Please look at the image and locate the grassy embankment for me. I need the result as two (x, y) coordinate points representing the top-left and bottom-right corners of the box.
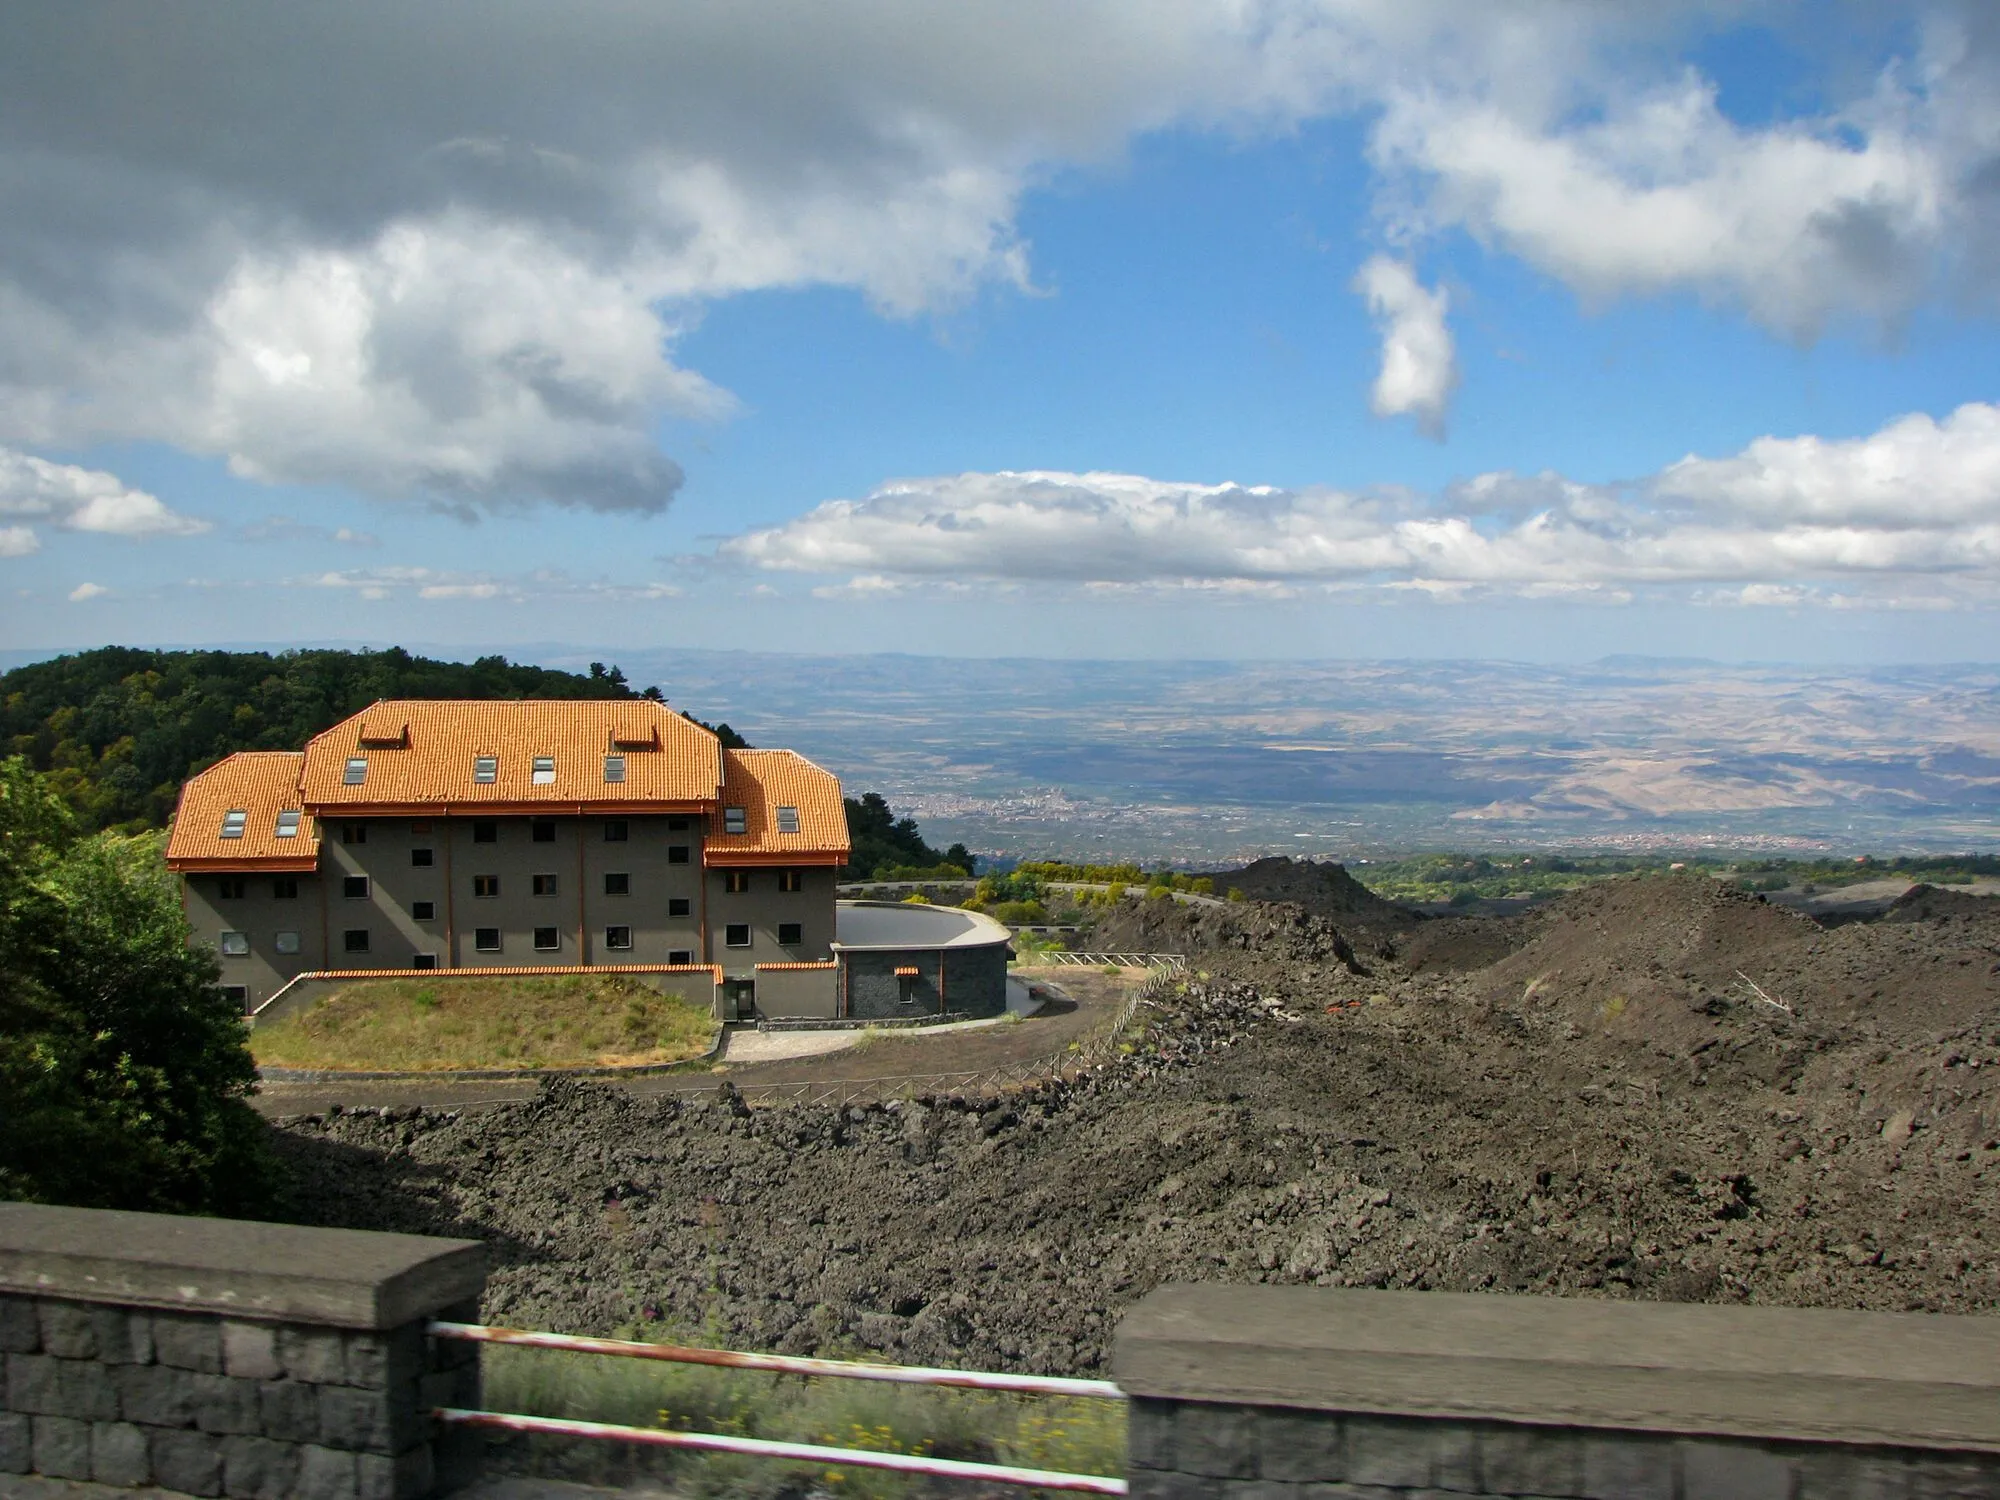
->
(250, 975), (714, 1072)
(482, 1340), (1124, 1499)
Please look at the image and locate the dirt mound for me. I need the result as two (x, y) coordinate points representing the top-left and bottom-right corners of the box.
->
(1201, 857), (1414, 925)
(276, 881), (2000, 1378)
(1088, 897), (1370, 975)
(1888, 884), (2000, 925)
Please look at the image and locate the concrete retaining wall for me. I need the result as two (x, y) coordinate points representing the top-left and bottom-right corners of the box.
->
(1114, 1284), (2000, 1500)
(0, 1203), (486, 1498)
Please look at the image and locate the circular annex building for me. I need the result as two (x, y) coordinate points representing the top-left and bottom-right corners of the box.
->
(751, 900), (1014, 1022)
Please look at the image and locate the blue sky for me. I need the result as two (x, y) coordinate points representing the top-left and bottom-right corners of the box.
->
(2, 3), (1998, 662)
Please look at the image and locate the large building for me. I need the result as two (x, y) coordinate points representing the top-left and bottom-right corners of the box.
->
(165, 700), (849, 1017)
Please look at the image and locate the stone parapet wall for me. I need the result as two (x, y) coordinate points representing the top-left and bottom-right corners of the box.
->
(0, 1205), (485, 1499)
(1115, 1285), (2000, 1500)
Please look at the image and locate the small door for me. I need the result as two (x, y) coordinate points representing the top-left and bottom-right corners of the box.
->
(722, 979), (757, 1021)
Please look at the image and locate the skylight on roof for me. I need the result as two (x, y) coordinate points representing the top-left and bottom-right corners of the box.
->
(724, 805), (747, 835)
(776, 805), (800, 834)
(473, 756), (498, 784)
(220, 809), (248, 839)
(275, 810), (301, 838)
(343, 757), (368, 785)
(603, 755), (626, 783)
(532, 756), (556, 785)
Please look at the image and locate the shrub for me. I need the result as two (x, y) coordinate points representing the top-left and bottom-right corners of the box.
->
(1226, 887), (1246, 902)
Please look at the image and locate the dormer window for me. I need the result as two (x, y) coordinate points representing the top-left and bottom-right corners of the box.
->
(776, 805), (800, 834)
(603, 755), (626, 783)
(724, 805), (747, 835)
(532, 756), (556, 785)
(343, 757), (368, 785)
(220, 809), (248, 839)
(473, 756), (498, 784)
(274, 810), (301, 838)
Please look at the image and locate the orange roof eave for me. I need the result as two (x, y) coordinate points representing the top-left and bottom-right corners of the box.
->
(297, 799), (716, 818)
(167, 855), (322, 874)
(704, 849), (849, 868)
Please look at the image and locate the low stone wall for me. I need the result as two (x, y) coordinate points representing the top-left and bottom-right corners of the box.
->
(1114, 1284), (2000, 1500)
(0, 1203), (485, 1498)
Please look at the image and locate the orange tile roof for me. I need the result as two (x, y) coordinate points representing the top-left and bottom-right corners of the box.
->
(297, 700), (721, 812)
(165, 752), (321, 871)
(754, 961), (839, 971)
(706, 749), (850, 866)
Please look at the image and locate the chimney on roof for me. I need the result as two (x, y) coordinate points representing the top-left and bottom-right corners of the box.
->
(357, 718), (410, 749)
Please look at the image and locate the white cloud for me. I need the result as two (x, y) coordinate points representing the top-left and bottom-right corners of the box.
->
(299, 564), (682, 603)
(1352, 256), (1457, 436)
(719, 400), (2000, 606)
(0, 6), (1993, 499)
(0, 446), (207, 545)
(67, 582), (107, 601)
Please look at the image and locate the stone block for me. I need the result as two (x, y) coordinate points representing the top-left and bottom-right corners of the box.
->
(1129, 1472), (1224, 1500)
(1127, 1399), (1179, 1471)
(193, 1373), (265, 1435)
(1480, 1423), (1585, 1496)
(93, 1306), (152, 1365)
(7, 1352), (118, 1420)
(344, 1324), (423, 1391)
(222, 1321), (282, 1381)
(357, 1446), (432, 1500)
(151, 1427), (223, 1497)
(1907, 1456), (2000, 1499)
(1257, 1409), (1347, 1484)
(32, 1414), (93, 1480)
(1219, 1482), (1304, 1500)
(222, 1433), (301, 1500)
(0, 1412), (30, 1473)
(0, 1298), (39, 1355)
(1345, 1416), (1473, 1490)
(92, 1419), (153, 1487)
(116, 1363), (196, 1427)
(298, 1442), (359, 1500)
(1581, 1433), (1677, 1500)
(36, 1301), (97, 1359)
(1682, 1438), (1797, 1500)
(318, 1384), (393, 1453)
(154, 1312), (224, 1373)
(258, 1379), (320, 1444)
(279, 1326), (350, 1386)
(1795, 1449), (1912, 1500)
(1175, 1404), (1262, 1479)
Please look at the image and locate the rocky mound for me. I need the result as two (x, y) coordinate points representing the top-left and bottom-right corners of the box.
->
(1200, 857), (1414, 926)
(1887, 883), (2000, 925)
(1088, 896), (1372, 975)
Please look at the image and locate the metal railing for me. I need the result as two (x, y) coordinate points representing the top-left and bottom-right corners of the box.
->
(1028, 951), (1187, 971)
(430, 1321), (1127, 1495)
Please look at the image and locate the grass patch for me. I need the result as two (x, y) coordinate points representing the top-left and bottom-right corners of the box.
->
(251, 974), (714, 1072)
(481, 1341), (1126, 1498)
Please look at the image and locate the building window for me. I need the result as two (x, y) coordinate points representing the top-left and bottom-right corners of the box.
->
(343, 875), (370, 900)
(274, 931), (301, 955)
(474, 928), (501, 952)
(605, 925), (632, 951)
(473, 875), (500, 898)
(222, 985), (249, 1009)
(412, 901), (436, 922)
(667, 817), (688, 831)
(668, 897), (691, 917)
(217, 877), (247, 900)
(220, 808), (247, 839)
(473, 820), (497, 844)
(342, 822), (366, 845)
(533, 927), (560, 951)
(723, 806), (747, 835)
(219, 930), (250, 956)
(603, 755), (626, 783)
(724, 870), (750, 894)
(412, 953), (437, 970)
(343, 757), (368, 785)
(778, 922), (802, 946)
(532, 756), (556, 785)
(776, 805), (800, 834)
(412, 847), (435, 867)
(669, 949), (693, 966)
(603, 872), (630, 896)
(532, 873), (559, 897)
(724, 923), (750, 948)
(532, 819), (556, 843)
(473, 755), (498, 784)
(667, 844), (690, 865)
(273, 877), (299, 900)
(604, 819), (628, 842)
(778, 869), (803, 893)
(275, 809), (301, 839)
(343, 929), (370, 954)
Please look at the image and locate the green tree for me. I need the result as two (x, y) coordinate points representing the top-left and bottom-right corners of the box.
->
(0, 759), (278, 1215)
